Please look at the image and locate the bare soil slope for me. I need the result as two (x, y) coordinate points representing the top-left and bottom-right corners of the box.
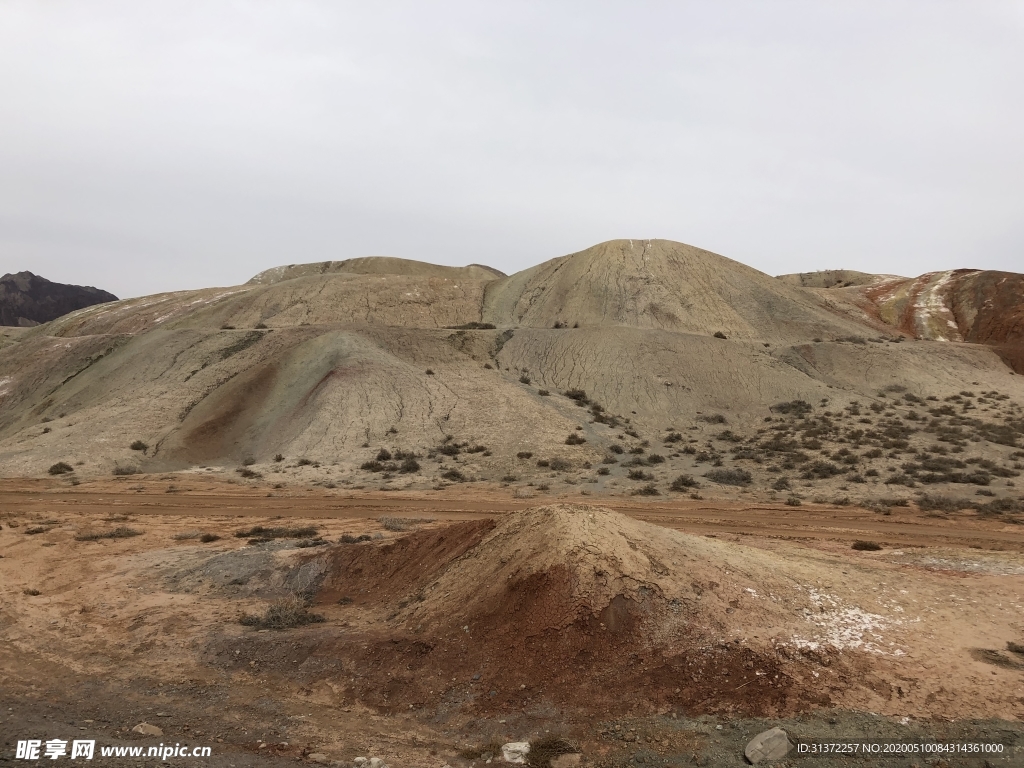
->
(1, 240), (1022, 488)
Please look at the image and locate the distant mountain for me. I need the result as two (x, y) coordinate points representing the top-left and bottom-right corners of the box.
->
(0, 271), (118, 327)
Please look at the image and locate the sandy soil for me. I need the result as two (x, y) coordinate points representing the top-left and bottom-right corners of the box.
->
(2, 483), (1023, 767)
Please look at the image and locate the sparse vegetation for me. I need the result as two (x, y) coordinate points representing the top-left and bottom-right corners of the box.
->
(48, 462), (73, 475)
(516, 451), (533, 459)
(75, 526), (143, 541)
(565, 433), (586, 445)
(852, 540), (882, 551)
(239, 597), (325, 630)
(704, 468), (752, 486)
(234, 525), (318, 541)
(632, 483), (660, 496)
(669, 474), (698, 491)
(129, 440), (148, 453)
(441, 469), (466, 482)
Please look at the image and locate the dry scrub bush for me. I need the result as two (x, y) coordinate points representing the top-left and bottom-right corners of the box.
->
(75, 526), (142, 541)
(239, 597), (325, 630)
(704, 468), (752, 486)
(852, 540), (882, 551)
(234, 525), (318, 541)
(48, 462), (73, 475)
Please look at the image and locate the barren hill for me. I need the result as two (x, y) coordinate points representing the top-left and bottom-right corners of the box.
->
(790, 269), (1024, 374)
(0, 240), (1022, 501)
(0, 271), (117, 327)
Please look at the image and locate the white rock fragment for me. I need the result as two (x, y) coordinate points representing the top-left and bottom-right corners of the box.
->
(501, 742), (530, 764)
(744, 727), (792, 764)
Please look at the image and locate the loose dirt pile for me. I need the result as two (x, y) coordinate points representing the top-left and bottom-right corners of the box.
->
(226, 504), (912, 718)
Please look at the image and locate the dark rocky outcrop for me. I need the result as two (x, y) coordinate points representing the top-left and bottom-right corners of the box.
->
(0, 271), (118, 326)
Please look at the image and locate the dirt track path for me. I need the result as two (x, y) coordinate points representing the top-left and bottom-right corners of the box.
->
(3, 480), (1022, 551)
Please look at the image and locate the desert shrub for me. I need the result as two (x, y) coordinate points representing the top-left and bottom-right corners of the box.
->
(425, 369), (435, 375)
(378, 516), (419, 532)
(538, 389), (550, 396)
(24, 526), (51, 535)
(646, 453), (666, 464)
(773, 400), (813, 416)
(376, 448), (392, 461)
(785, 496), (802, 506)
(172, 530), (201, 540)
(563, 389), (589, 403)
(48, 462), (73, 475)
(339, 534), (372, 544)
(628, 446), (645, 454)
(501, 474), (518, 483)
(129, 440), (148, 453)
(704, 468), (752, 486)
(296, 458), (314, 466)
(772, 476), (792, 491)
(437, 443), (461, 456)
(112, 464), (138, 476)
(75, 526), (142, 541)
(852, 540), (882, 551)
(234, 525), (318, 540)
(536, 459), (550, 467)
(664, 432), (683, 444)
(682, 445), (696, 455)
(979, 498), (1024, 515)
(519, 374), (531, 384)
(465, 444), (487, 454)
(360, 460), (384, 472)
(399, 457), (420, 473)
(274, 454), (284, 462)
(713, 331), (727, 339)
(597, 467), (610, 476)
(802, 460), (842, 479)
(608, 444), (624, 454)
(632, 483), (660, 496)
(516, 451), (533, 459)
(885, 473), (916, 487)
(670, 474), (699, 491)
(237, 468), (262, 479)
(549, 458), (572, 471)
(916, 494), (974, 512)
(199, 533), (221, 543)
(601, 456), (618, 464)
(447, 322), (496, 330)
(483, 363), (493, 369)
(441, 469), (466, 482)
(627, 469), (653, 481)
(697, 414), (727, 424)
(239, 597), (325, 630)
(565, 433), (586, 445)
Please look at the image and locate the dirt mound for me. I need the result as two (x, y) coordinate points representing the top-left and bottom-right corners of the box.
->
(247, 257), (504, 285)
(297, 505), (867, 717)
(483, 239), (872, 341)
(775, 269), (895, 289)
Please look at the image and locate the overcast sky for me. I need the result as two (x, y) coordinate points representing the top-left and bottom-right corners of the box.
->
(1, 2), (1022, 299)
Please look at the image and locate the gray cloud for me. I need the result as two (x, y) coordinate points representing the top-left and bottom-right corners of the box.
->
(1, 1), (1022, 297)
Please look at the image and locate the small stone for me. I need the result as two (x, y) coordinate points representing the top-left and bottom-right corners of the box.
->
(132, 723), (163, 736)
(501, 742), (530, 764)
(368, 759), (387, 768)
(550, 754), (582, 768)
(744, 727), (792, 764)
(307, 754), (327, 764)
